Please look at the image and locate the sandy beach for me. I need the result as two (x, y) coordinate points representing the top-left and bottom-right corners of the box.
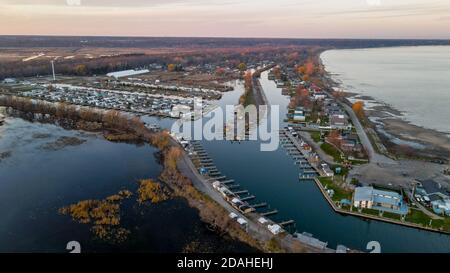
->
(363, 101), (450, 161)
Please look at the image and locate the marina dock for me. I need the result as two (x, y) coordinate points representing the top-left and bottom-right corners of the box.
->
(185, 139), (297, 235)
(279, 128), (324, 178)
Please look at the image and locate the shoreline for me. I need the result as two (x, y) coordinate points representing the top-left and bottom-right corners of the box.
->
(313, 177), (450, 236)
(0, 97), (329, 253)
(319, 50), (450, 162)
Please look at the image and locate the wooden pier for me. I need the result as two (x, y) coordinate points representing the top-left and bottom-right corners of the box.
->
(278, 220), (295, 227)
(241, 195), (256, 201)
(250, 202), (268, 208)
(186, 140), (291, 235)
(280, 128), (324, 177)
(261, 210), (278, 217)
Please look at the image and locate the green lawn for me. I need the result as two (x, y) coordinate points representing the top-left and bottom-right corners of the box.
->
(405, 209), (433, 227)
(361, 208), (380, 216)
(382, 211), (402, 221)
(310, 131), (321, 143)
(318, 177), (352, 202)
(361, 207), (450, 233)
(321, 143), (343, 163)
(404, 208), (450, 232)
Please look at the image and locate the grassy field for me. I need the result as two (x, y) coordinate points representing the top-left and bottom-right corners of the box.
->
(320, 142), (343, 163)
(318, 177), (352, 202)
(318, 178), (450, 233)
(405, 209), (450, 232)
(310, 131), (321, 143)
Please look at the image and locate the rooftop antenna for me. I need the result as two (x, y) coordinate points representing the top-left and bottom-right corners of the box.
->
(51, 60), (56, 81)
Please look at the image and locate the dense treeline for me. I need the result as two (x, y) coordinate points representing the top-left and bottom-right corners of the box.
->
(0, 46), (316, 79)
(239, 71), (254, 106)
(0, 95), (150, 138)
(0, 53), (147, 79)
(2, 36), (449, 49)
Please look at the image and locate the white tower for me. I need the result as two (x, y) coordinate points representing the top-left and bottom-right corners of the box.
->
(51, 60), (56, 81)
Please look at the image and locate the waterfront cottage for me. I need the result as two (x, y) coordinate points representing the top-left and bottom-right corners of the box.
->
(268, 224), (283, 235)
(320, 163), (334, 177)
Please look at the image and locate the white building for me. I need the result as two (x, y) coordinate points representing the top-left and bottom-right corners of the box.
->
(353, 187), (374, 208)
(321, 163), (334, 177)
(106, 69), (150, 79)
(2, 78), (16, 84)
(170, 105), (192, 118)
(268, 224), (283, 235)
(353, 186), (407, 215)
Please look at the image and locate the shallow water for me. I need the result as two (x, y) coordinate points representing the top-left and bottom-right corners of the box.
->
(0, 117), (253, 253)
(321, 46), (450, 136)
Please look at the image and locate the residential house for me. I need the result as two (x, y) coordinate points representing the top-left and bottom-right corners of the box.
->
(321, 163), (334, 177)
(293, 108), (306, 122)
(313, 92), (327, 101)
(330, 114), (350, 130)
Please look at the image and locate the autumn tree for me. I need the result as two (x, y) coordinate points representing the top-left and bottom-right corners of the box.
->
(352, 101), (365, 119)
(215, 67), (226, 76)
(74, 64), (87, 76)
(237, 63), (247, 72)
(293, 86), (312, 109)
(332, 89), (345, 100)
(165, 147), (182, 171)
(327, 130), (342, 148)
(239, 71), (254, 105)
(272, 66), (281, 79)
(167, 63), (177, 72)
(151, 131), (170, 150)
(297, 59), (316, 81)
(102, 110), (121, 127)
(137, 179), (170, 204)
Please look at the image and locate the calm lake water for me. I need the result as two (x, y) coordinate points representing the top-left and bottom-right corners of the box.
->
(0, 115), (253, 253)
(197, 72), (450, 253)
(321, 46), (450, 136)
(2, 73), (449, 253)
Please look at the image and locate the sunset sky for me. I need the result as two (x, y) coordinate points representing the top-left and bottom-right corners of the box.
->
(0, 0), (450, 38)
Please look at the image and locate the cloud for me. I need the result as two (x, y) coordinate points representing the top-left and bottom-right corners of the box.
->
(319, 1), (450, 18)
(0, 0), (449, 38)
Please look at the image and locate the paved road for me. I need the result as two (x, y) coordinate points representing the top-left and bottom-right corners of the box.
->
(340, 102), (396, 165)
(177, 152), (278, 243)
(177, 149), (331, 253)
(298, 131), (338, 166)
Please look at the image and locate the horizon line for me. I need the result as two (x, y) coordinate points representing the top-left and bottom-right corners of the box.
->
(1, 34), (450, 41)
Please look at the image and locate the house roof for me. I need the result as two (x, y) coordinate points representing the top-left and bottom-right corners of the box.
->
(354, 187), (403, 206)
(354, 187), (374, 202)
(373, 189), (402, 206)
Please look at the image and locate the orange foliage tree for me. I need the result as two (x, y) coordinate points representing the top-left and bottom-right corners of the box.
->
(352, 101), (365, 119)
(327, 130), (342, 148)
